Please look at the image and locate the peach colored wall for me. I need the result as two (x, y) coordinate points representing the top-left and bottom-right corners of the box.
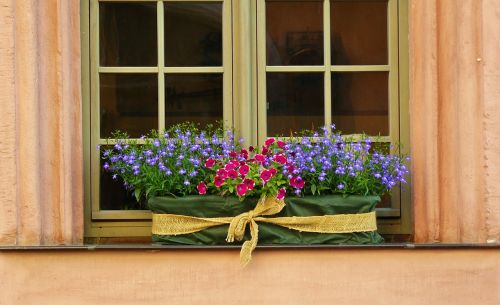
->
(483, 0), (500, 242)
(0, 0), (83, 245)
(1, 249), (499, 305)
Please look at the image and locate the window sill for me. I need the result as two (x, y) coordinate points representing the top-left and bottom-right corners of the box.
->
(1, 243), (499, 252)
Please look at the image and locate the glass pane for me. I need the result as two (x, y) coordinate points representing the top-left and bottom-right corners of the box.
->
(164, 2), (223, 66)
(100, 74), (158, 138)
(331, 1), (388, 65)
(332, 72), (388, 135)
(99, 3), (157, 66)
(267, 73), (324, 136)
(100, 147), (146, 210)
(266, 0), (323, 66)
(165, 74), (223, 128)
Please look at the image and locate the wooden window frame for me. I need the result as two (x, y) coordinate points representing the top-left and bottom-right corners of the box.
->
(81, 0), (410, 239)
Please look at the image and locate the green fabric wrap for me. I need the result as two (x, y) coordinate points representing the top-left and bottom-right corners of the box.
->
(148, 195), (384, 245)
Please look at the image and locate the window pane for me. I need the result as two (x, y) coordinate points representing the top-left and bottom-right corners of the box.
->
(267, 73), (324, 136)
(331, 1), (388, 65)
(165, 74), (223, 128)
(100, 147), (146, 210)
(332, 72), (388, 135)
(99, 2), (157, 66)
(164, 2), (223, 67)
(100, 74), (158, 138)
(266, 0), (323, 66)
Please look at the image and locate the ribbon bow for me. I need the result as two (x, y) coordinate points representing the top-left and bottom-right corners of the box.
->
(152, 197), (377, 266)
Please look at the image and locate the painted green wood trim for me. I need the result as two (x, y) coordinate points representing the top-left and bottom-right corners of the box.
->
(90, 0), (101, 216)
(323, 0), (332, 128)
(163, 67), (224, 73)
(98, 67), (159, 73)
(266, 66), (326, 72)
(92, 210), (152, 220)
(157, 2), (166, 131)
(222, 0), (233, 130)
(395, 0), (411, 235)
(82, 0), (92, 238)
(331, 65), (390, 72)
(256, 0), (267, 145)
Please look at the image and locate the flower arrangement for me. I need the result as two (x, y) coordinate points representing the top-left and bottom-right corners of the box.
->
(102, 124), (409, 202)
(102, 123), (410, 263)
(195, 126), (409, 202)
(101, 123), (239, 202)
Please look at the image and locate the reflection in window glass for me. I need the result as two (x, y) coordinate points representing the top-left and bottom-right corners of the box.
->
(100, 147), (147, 210)
(267, 73), (324, 136)
(331, 0), (388, 65)
(332, 72), (388, 135)
(165, 74), (223, 128)
(164, 2), (223, 66)
(99, 2), (157, 66)
(266, 0), (323, 66)
(100, 74), (158, 138)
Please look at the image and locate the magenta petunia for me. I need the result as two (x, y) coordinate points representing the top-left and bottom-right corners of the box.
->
(205, 158), (215, 168)
(197, 181), (207, 195)
(224, 162), (237, 171)
(276, 188), (286, 200)
(216, 168), (228, 179)
(265, 138), (275, 147)
(260, 170), (272, 182)
(236, 183), (248, 197)
(277, 140), (286, 149)
(214, 176), (225, 187)
(229, 151), (238, 158)
(269, 168), (277, 176)
(239, 164), (250, 176)
(273, 154), (287, 165)
(255, 154), (265, 163)
(228, 169), (238, 179)
(243, 178), (255, 190)
(290, 176), (305, 189)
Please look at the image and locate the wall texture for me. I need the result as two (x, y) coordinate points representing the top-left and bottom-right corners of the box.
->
(0, 0), (83, 245)
(410, 0), (500, 243)
(0, 0), (499, 244)
(0, 249), (499, 305)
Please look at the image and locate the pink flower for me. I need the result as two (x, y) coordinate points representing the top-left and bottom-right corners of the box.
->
(229, 151), (238, 158)
(260, 170), (272, 183)
(269, 168), (277, 176)
(290, 176), (305, 189)
(273, 154), (287, 165)
(214, 176), (225, 187)
(205, 158), (215, 168)
(236, 183), (248, 197)
(261, 146), (269, 155)
(255, 154), (265, 163)
(277, 140), (286, 149)
(224, 162), (236, 171)
(240, 149), (248, 159)
(265, 138), (275, 147)
(216, 168), (228, 179)
(243, 178), (255, 190)
(239, 164), (249, 176)
(249, 146), (255, 152)
(276, 188), (286, 200)
(228, 169), (238, 179)
(197, 182), (207, 195)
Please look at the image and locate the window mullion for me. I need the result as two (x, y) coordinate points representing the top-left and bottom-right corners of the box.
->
(157, 1), (165, 131)
(324, 0), (332, 128)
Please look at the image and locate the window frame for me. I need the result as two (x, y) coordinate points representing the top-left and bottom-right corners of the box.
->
(82, 0), (411, 239)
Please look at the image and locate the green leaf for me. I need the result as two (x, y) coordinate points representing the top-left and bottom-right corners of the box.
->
(311, 184), (317, 195)
(134, 188), (142, 202)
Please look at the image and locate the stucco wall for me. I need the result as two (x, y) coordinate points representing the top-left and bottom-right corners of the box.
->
(0, 249), (498, 305)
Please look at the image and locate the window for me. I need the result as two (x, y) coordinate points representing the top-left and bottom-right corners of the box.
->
(82, 0), (410, 239)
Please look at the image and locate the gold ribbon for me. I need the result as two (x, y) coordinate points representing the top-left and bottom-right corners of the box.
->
(152, 197), (377, 266)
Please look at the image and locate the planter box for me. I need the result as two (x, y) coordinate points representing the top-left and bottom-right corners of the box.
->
(148, 195), (384, 246)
